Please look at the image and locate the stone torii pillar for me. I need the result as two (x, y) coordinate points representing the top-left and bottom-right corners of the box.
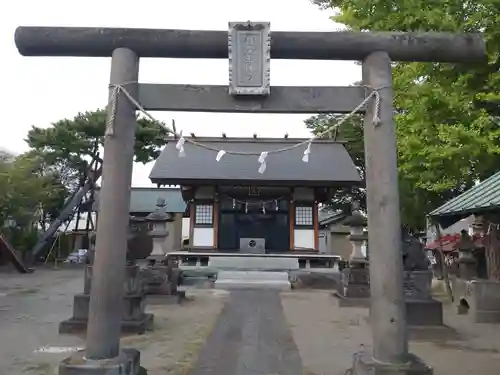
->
(14, 25), (485, 375)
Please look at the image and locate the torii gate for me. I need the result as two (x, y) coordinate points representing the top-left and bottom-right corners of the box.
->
(15, 24), (484, 375)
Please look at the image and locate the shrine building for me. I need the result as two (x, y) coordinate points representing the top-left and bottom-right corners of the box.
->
(149, 137), (360, 253)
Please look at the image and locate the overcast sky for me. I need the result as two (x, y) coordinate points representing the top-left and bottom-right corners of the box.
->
(1, 0), (360, 186)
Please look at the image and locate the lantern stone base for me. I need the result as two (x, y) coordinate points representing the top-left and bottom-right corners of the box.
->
(404, 271), (443, 326)
(140, 265), (184, 297)
(334, 264), (370, 307)
(352, 351), (433, 375)
(457, 258), (477, 280)
(59, 294), (154, 334)
(58, 348), (144, 375)
(60, 264), (153, 334)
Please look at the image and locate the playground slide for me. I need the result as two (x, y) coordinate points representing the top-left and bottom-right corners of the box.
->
(0, 233), (32, 273)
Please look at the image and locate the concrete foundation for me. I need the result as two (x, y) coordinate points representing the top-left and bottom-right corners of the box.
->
(353, 351), (433, 375)
(59, 348), (142, 375)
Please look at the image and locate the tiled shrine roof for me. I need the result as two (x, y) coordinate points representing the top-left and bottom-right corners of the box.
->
(149, 137), (360, 186)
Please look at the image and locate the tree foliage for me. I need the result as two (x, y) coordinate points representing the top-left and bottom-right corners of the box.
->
(308, 0), (500, 230)
(26, 109), (169, 169)
(1, 109), (169, 248)
(0, 153), (66, 229)
(305, 114), (366, 213)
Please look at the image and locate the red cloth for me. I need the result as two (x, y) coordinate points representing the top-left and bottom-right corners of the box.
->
(425, 233), (484, 252)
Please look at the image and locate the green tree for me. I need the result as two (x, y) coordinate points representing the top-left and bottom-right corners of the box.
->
(27, 109), (169, 169)
(308, 0), (500, 230)
(305, 113), (366, 213)
(24, 109), (169, 228)
(0, 153), (65, 230)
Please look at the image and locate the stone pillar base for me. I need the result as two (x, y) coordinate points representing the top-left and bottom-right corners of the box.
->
(59, 314), (154, 335)
(59, 294), (154, 334)
(353, 352), (433, 375)
(59, 348), (145, 375)
(332, 291), (370, 308)
(406, 299), (443, 326)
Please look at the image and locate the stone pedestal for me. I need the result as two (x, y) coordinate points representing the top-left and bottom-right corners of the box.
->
(353, 351), (433, 375)
(59, 265), (153, 334)
(455, 279), (500, 323)
(456, 230), (478, 280)
(333, 204), (370, 307)
(59, 348), (142, 375)
(334, 260), (370, 307)
(141, 265), (177, 295)
(457, 258), (477, 280)
(404, 270), (443, 326)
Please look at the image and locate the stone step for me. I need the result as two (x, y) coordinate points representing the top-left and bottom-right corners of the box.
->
(208, 256), (299, 270)
(214, 271), (291, 290)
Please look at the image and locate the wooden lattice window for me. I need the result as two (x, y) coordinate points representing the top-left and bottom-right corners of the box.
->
(195, 204), (213, 225)
(295, 206), (313, 227)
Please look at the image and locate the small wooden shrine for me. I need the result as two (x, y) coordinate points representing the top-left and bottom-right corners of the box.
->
(149, 136), (360, 253)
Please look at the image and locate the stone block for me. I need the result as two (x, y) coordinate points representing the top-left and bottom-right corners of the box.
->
(84, 265), (143, 295)
(208, 256), (299, 270)
(344, 283), (370, 298)
(406, 299), (443, 326)
(469, 280), (500, 323)
(59, 348), (142, 375)
(458, 259), (477, 280)
(332, 291), (371, 308)
(340, 267), (370, 298)
(403, 270), (432, 300)
(59, 313), (154, 335)
(453, 279), (500, 323)
(342, 267), (370, 285)
(353, 351), (433, 375)
(289, 270), (340, 289)
(71, 294), (146, 321)
(60, 294), (153, 334)
(214, 270), (291, 290)
(140, 266), (178, 295)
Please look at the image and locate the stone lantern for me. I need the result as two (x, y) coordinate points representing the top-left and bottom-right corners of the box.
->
(141, 197), (178, 295)
(335, 201), (370, 306)
(345, 202), (368, 263)
(146, 197), (173, 265)
(455, 229), (478, 280)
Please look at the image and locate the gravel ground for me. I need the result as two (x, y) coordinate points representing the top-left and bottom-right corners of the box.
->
(191, 289), (303, 375)
(281, 290), (500, 375)
(4, 267), (500, 375)
(0, 267), (226, 375)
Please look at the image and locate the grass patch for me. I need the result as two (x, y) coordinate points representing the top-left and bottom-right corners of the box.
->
(22, 362), (53, 374)
(160, 316), (218, 375)
(13, 287), (40, 295)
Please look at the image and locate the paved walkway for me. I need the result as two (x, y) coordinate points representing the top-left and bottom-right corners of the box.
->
(191, 289), (303, 375)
